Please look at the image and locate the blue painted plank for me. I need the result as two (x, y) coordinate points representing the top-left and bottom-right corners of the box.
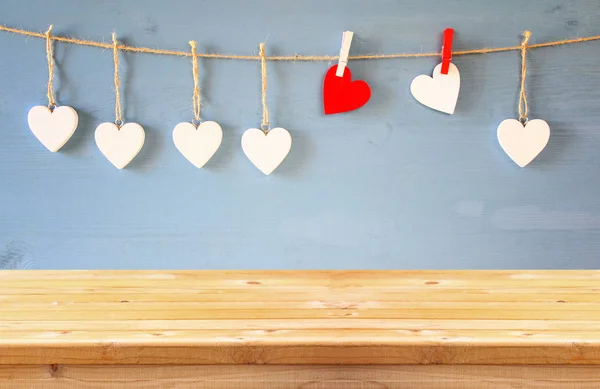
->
(0, 0), (599, 269)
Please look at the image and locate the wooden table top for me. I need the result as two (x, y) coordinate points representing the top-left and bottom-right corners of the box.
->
(1, 270), (600, 365)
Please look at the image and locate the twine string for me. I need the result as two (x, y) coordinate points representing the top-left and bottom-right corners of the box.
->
(1, 24), (598, 61)
(189, 41), (201, 125)
(15, 26), (596, 128)
(259, 43), (269, 132)
(519, 31), (532, 124)
(112, 32), (123, 126)
(45, 25), (56, 108)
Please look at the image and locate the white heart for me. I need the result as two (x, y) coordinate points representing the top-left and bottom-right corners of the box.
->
(497, 119), (550, 167)
(172, 121), (222, 168)
(95, 122), (145, 169)
(241, 127), (292, 175)
(27, 105), (78, 152)
(410, 63), (460, 114)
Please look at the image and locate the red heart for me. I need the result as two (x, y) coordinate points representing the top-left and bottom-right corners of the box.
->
(323, 65), (371, 114)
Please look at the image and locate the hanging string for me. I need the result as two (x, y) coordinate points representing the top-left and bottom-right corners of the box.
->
(112, 32), (123, 126)
(518, 31), (531, 124)
(259, 43), (269, 132)
(189, 41), (201, 125)
(45, 25), (56, 108)
(2, 24), (600, 61)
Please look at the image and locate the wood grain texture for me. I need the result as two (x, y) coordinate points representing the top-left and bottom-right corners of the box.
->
(2, 365), (600, 389)
(1, 270), (600, 365)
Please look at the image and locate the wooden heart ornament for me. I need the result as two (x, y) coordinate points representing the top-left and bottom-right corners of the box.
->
(410, 63), (460, 114)
(27, 105), (78, 152)
(323, 65), (371, 114)
(241, 127), (291, 175)
(173, 121), (222, 168)
(497, 119), (550, 167)
(95, 122), (145, 169)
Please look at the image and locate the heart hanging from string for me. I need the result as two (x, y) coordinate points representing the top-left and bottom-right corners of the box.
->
(241, 43), (292, 175)
(496, 31), (550, 167)
(410, 28), (460, 115)
(323, 66), (371, 114)
(410, 63), (460, 114)
(323, 31), (371, 115)
(172, 41), (222, 168)
(497, 119), (550, 167)
(95, 32), (145, 169)
(27, 25), (79, 152)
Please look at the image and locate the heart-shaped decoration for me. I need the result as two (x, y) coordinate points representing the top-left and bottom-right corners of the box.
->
(497, 119), (550, 167)
(323, 65), (371, 114)
(27, 105), (78, 152)
(241, 127), (292, 175)
(95, 122), (145, 169)
(173, 121), (222, 168)
(410, 63), (460, 114)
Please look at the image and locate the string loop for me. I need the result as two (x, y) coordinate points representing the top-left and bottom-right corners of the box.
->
(518, 30), (531, 124)
(259, 43), (269, 132)
(189, 40), (201, 125)
(112, 32), (123, 127)
(45, 25), (56, 109)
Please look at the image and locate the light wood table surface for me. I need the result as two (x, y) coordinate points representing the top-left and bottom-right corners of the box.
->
(1, 270), (599, 388)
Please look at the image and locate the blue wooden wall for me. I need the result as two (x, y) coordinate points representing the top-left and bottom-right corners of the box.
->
(1, 0), (599, 269)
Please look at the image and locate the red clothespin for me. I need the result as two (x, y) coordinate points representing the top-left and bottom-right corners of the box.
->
(441, 28), (454, 75)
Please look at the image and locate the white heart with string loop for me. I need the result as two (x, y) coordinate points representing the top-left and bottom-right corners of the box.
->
(173, 121), (223, 168)
(497, 118), (550, 167)
(95, 122), (145, 169)
(242, 127), (292, 175)
(28, 105), (78, 152)
(410, 63), (460, 114)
